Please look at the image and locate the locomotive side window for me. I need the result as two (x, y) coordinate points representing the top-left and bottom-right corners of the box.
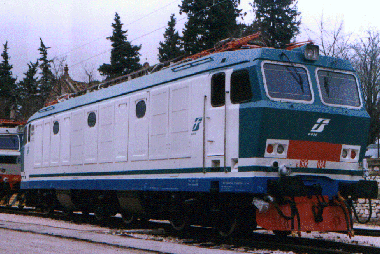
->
(0, 135), (20, 150)
(136, 100), (146, 118)
(28, 124), (31, 142)
(87, 112), (97, 127)
(317, 70), (361, 107)
(30, 124), (34, 141)
(231, 69), (253, 104)
(211, 72), (225, 107)
(23, 125), (28, 145)
(53, 121), (59, 134)
(263, 63), (312, 102)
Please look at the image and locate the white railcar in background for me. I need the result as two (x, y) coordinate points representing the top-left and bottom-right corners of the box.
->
(0, 120), (24, 194)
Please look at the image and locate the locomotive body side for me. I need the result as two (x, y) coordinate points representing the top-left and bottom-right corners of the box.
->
(21, 45), (378, 235)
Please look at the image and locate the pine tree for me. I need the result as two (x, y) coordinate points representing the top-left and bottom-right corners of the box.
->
(233, 23), (259, 37)
(19, 61), (39, 99)
(99, 13), (142, 80)
(252, 0), (301, 48)
(17, 61), (40, 119)
(38, 38), (55, 103)
(0, 41), (17, 118)
(158, 14), (183, 63)
(180, 0), (241, 55)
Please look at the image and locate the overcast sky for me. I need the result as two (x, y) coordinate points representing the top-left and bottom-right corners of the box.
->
(1, 0), (379, 83)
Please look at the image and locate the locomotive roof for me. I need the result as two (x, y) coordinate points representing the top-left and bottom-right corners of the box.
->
(28, 47), (356, 123)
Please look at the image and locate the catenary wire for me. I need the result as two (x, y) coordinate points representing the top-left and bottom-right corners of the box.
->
(55, 0), (180, 60)
(69, 0), (233, 68)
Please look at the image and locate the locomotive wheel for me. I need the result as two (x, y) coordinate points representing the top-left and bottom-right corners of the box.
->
(138, 215), (150, 225)
(216, 215), (238, 238)
(62, 209), (73, 218)
(41, 205), (54, 215)
(94, 207), (111, 221)
(239, 209), (257, 236)
(80, 209), (90, 220)
(121, 212), (136, 225)
(169, 210), (189, 232)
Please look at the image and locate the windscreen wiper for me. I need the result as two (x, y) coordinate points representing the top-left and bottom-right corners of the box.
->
(280, 52), (304, 92)
(324, 76), (330, 97)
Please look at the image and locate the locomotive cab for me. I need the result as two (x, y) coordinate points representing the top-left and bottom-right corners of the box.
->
(240, 44), (379, 234)
(0, 120), (24, 199)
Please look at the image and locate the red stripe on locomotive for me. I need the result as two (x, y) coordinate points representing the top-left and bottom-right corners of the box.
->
(287, 140), (342, 162)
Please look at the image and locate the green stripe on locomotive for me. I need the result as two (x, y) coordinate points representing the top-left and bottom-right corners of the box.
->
(239, 104), (370, 159)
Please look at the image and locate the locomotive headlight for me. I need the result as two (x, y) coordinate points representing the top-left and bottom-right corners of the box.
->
(264, 139), (289, 158)
(266, 144), (274, 154)
(342, 149), (348, 158)
(304, 44), (319, 61)
(277, 144), (285, 154)
(340, 145), (361, 162)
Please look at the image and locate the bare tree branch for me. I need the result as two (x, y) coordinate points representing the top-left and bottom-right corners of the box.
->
(305, 14), (352, 59)
(82, 63), (96, 84)
(351, 29), (380, 144)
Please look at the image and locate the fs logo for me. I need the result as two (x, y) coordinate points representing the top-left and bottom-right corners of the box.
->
(310, 118), (330, 133)
(192, 117), (203, 132)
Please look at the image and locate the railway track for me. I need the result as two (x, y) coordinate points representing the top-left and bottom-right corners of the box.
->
(353, 227), (380, 237)
(0, 206), (379, 254)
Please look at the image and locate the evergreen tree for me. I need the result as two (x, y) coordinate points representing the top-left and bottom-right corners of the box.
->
(251, 0), (301, 48)
(0, 41), (17, 118)
(232, 22), (259, 38)
(180, 0), (241, 55)
(17, 61), (40, 119)
(19, 61), (39, 99)
(158, 14), (183, 63)
(38, 38), (55, 103)
(99, 13), (142, 79)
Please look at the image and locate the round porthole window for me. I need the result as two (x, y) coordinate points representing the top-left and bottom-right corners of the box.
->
(136, 100), (146, 118)
(88, 112), (96, 127)
(53, 121), (59, 135)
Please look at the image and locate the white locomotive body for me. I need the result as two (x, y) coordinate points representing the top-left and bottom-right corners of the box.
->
(21, 42), (378, 235)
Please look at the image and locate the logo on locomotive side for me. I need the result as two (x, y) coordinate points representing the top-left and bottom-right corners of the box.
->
(192, 117), (203, 132)
(310, 118), (330, 133)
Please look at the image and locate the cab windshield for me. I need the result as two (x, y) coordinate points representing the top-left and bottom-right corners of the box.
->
(0, 135), (20, 150)
(317, 70), (361, 107)
(263, 63), (312, 102)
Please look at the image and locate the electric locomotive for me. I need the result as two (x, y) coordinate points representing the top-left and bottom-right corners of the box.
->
(0, 119), (24, 202)
(21, 34), (378, 236)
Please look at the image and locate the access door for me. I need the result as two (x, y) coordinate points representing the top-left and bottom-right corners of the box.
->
(129, 92), (150, 161)
(205, 72), (228, 170)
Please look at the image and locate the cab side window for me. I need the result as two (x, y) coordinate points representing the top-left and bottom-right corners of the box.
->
(211, 72), (225, 107)
(231, 69), (253, 104)
(23, 125), (28, 145)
